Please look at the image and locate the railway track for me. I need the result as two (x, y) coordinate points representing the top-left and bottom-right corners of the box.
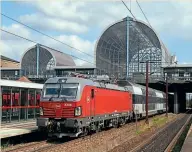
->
(2, 121), (137, 152)
(130, 110), (192, 152)
(2, 113), (182, 152)
(165, 110), (192, 152)
(30, 123), (137, 152)
(2, 141), (49, 152)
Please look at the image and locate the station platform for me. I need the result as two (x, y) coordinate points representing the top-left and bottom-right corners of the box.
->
(0, 120), (38, 139)
(181, 124), (192, 152)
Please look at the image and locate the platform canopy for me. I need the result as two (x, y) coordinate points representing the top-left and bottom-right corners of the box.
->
(95, 16), (173, 79)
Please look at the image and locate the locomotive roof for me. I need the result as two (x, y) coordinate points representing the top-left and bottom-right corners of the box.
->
(128, 81), (164, 93)
(117, 80), (165, 97)
(45, 77), (126, 91)
(45, 77), (165, 97)
(45, 77), (94, 85)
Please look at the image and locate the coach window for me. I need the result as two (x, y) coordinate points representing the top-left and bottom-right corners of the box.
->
(20, 88), (28, 121)
(28, 89), (35, 119)
(1, 86), (11, 123)
(35, 90), (41, 117)
(11, 87), (20, 122)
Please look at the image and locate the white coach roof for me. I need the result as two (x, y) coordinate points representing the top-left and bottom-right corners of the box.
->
(0, 79), (43, 89)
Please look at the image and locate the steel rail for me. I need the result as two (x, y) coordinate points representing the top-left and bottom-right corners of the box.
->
(2, 141), (49, 152)
(130, 110), (192, 152)
(165, 112), (192, 152)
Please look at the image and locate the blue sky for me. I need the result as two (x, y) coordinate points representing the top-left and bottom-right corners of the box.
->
(1, 0), (192, 65)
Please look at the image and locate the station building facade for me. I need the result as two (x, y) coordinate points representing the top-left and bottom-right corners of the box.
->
(1, 55), (21, 79)
(54, 65), (96, 77)
(163, 64), (192, 80)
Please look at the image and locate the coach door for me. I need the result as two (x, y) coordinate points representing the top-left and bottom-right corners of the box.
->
(90, 88), (95, 118)
(86, 87), (95, 117)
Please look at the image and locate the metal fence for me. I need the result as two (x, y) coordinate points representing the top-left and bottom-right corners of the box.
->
(138, 114), (191, 152)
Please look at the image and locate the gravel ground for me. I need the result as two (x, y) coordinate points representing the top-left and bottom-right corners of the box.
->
(41, 113), (179, 152)
(1, 113), (179, 152)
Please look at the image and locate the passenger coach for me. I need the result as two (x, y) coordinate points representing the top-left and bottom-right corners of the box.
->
(1, 79), (43, 123)
(117, 80), (166, 118)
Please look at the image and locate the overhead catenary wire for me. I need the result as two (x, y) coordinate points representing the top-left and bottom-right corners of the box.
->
(1, 29), (95, 65)
(121, 0), (169, 63)
(135, 0), (171, 64)
(135, 0), (153, 29)
(1, 13), (124, 74)
(121, 0), (136, 19)
(2, 7), (170, 78)
(1, 13), (94, 58)
(1, 29), (130, 77)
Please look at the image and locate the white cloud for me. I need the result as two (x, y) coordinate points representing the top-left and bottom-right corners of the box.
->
(19, 1), (127, 32)
(1, 24), (31, 40)
(19, 13), (88, 33)
(32, 1), (89, 22)
(180, 62), (192, 65)
(0, 24), (34, 61)
(40, 35), (96, 66)
(129, 1), (192, 39)
(19, 0), (192, 40)
(74, 59), (94, 66)
(3, 0), (192, 65)
(55, 35), (96, 54)
(1, 23), (96, 66)
(0, 40), (34, 61)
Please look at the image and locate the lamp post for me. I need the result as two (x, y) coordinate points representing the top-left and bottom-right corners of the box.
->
(139, 60), (149, 124)
(164, 61), (177, 117)
(166, 76), (168, 117)
(140, 60), (160, 125)
(145, 60), (149, 124)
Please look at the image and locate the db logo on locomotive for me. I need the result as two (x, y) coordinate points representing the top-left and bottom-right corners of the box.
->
(87, 96), (90, 103)
(55, 104), (61, 109)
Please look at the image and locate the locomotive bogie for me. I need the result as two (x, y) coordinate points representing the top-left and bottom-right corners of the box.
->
(37, 111), (133, 137)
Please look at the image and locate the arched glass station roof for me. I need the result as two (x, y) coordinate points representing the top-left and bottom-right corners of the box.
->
(21, 44), (75, 76)
(95, 16), (172, 79)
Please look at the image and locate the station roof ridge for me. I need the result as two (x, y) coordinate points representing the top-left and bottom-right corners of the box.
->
(1, 55), (20, 63)
(17, 76), (32, 83)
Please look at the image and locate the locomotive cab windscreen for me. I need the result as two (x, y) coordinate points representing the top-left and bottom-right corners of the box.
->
(42, 83), (79, 101)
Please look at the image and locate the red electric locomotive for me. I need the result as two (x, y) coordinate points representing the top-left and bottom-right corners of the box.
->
(37, 77), (133, 138)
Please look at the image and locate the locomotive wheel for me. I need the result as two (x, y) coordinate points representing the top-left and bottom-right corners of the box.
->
(113, 119), (119, 128)
(80, 127), (89, 137)
(120, 118), (126, 126)
(95, 125), (102, 133)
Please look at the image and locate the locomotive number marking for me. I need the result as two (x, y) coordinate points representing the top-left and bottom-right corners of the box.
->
(64, 103), (72, 106)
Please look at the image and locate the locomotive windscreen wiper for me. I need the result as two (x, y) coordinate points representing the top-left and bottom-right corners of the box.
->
(61, 96), (68, 101)
(49, 96), (54, 101)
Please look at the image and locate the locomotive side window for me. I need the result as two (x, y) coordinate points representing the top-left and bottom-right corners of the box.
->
(91, 89), (94, 98)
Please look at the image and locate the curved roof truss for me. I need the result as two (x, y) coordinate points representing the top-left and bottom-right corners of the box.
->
(95, 16), (172, 78)
(21, 44), (75, 76)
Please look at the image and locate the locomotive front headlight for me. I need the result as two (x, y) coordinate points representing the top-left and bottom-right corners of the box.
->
(75, 107), (82, 116)
(40, 107), (43, 116)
